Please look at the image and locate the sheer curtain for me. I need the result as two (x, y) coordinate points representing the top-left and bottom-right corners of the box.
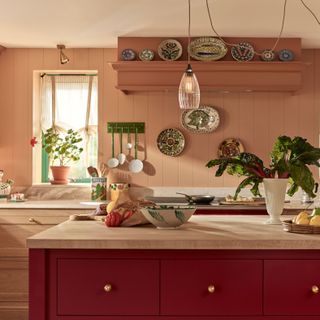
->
(40, 74), (98, 180)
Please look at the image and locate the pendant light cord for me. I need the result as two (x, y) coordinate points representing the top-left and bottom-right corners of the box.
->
(300, 0), (320, 25)
(205, 0), (288, 57)
(187, 0), (191, 66)
(206, 0), (320, 57)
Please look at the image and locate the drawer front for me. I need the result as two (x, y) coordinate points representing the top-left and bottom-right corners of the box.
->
(264, 260), (320, 315)
(57, 259), (159, 315)
(161, 260), (262, 315)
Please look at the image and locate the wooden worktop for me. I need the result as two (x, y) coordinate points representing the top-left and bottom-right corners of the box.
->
(27, 215), (320, 250)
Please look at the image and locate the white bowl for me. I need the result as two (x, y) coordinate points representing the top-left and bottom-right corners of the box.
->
(140, 205), (196, 229)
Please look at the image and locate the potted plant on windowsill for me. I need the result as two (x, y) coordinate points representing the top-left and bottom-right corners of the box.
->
(206, 136), (320, 224)
(42, 127), (83, 185)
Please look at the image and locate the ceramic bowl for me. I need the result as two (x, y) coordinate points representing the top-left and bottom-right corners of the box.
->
(140, 205), (196, 229)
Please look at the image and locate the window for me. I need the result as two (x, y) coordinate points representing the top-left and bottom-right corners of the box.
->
(37, 73), (98, 182)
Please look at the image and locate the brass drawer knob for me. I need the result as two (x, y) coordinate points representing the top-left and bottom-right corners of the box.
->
(208, 285), (215, 293)
(28, 217), (40, 224)
(104, 284), (112, 292)
(312, 285), (319, 294)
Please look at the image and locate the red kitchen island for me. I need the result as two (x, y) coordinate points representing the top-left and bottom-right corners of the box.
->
(27, 215), (320, 320)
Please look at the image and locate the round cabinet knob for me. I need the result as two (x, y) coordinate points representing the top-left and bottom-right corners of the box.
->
(208, 285), (215, 293)
(28, 217), (36, 223)
(312, 285), (319, 294)
(104, 284), (112, 292)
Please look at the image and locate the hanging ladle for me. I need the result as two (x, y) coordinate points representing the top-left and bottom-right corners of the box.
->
(126, 127), (133, 150)
(117, 127), (126, 165)
(107, 127), (119, 168)
(129, 128), (143, 173)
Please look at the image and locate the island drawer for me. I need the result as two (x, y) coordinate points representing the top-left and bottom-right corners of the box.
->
(57, 258), (159, 316)
(264, 260), (320, 315)
(160, 259), (263, 315)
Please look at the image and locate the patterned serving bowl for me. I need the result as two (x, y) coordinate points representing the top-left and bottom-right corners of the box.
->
(140, 205), (196, 229)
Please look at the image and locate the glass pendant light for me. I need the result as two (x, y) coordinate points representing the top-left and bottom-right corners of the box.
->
(178, 0), (200, 110)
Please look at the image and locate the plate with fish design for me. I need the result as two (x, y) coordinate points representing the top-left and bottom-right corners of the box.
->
(181, 106), (220, 133)
(157, 128), (185, 156)
(188, 37), (228, 61)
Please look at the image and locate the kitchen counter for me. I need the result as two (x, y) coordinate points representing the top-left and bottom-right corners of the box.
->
(0, 198), (313, 211)
(0, 199), (106, 209)
(27, 215), (320, 250)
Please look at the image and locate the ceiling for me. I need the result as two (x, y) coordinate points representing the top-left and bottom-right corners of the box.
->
(1, 0), (320, 48)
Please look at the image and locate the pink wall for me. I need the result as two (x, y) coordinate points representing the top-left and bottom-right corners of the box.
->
(0, 48), (319, 188)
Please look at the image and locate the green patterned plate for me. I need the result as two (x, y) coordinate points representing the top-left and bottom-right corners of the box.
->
(181, 105), (220, 133)
(157, 128), (185, 157)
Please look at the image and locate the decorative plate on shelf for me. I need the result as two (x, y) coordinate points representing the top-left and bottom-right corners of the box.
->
(218, 138), (244, 158)
(139, 49), (155, 61)
(121, 49), (136, 61)
(278, 49), (294, 61)
(157, 128), (185, 156)
(188, 37), (228, 61)
(158, 39), (183, 61)
(181, 105), (220, 133)
(260, 49), (275, 62)
(231, 42), (255, 61)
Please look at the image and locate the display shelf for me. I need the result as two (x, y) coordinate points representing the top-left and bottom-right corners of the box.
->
(111, 60), (305, 94)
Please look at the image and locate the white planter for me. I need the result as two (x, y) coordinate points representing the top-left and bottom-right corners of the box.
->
(263, 178), (288, 225)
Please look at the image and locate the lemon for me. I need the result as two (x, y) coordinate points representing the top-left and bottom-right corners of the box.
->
(310, 215), (320, 226)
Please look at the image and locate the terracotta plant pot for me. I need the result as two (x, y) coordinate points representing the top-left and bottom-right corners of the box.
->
(50, 166), (70, 185)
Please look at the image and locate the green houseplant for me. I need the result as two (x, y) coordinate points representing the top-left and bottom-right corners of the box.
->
(42, 127), (83, 184)
(206, 136), (320, 199)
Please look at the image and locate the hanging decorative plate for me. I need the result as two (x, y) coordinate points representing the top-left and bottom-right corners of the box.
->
(188, 37), (228, 61)
(260, 49), (275, 62)
(157, 128), (185, 156)
(121, 49), (136, 61)
(139, 49), (155, 61)
(278, 49), (294, 61)
(158, 39), (183, 61)
(181, 105), (220, 133)
(231, 42), (255, 62)
(218, 138), (244, 158)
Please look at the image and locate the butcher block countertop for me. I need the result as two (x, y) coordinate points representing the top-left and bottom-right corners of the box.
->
(27, 215), (320, 250)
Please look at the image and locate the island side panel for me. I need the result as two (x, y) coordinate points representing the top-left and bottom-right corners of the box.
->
(29, 249), (46, 320)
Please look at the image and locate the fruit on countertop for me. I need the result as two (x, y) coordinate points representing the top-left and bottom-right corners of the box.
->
(293, 211), (310, 225)
(310, 215), (320, 226)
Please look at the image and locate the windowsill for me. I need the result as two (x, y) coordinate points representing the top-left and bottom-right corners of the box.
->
(32, 183), (90, 188)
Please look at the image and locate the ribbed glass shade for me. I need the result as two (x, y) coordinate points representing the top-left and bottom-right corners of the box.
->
(178, 65), (200, 110)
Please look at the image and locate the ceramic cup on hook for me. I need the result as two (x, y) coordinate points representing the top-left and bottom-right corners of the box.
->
(117, 127), (126, 165)
(107, 128), (119, 168)
(129, 128), (143, 173)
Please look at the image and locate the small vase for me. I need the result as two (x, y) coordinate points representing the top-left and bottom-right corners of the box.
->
(263, 178), (288, 225)
(50, 166), (70, 185)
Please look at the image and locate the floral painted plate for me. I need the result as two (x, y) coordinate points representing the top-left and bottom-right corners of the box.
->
(188, 37), (228, 61)
(231, 42), (255, 61)
(121, 49), (136, 61)
(181, 105), (220, 133)
(218, 138), (244, 158)
(158, 39), (183, 61)
(139, 48), (155, 61)
(157, 128), (185, 156)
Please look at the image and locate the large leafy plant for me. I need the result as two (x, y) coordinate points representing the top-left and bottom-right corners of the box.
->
(43, 127), (83, 166)
(206, 136), (320, 199)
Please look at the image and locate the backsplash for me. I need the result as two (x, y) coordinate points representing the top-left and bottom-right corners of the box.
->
(0, 48), (319, 188)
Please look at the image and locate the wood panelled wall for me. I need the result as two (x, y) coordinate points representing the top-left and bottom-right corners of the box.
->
(0, 48), (319, 188)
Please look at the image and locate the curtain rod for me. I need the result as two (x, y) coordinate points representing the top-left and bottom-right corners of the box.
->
(40, 73), (97, 78)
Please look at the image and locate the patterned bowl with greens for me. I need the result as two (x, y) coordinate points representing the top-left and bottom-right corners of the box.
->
(140, 205), (196, 229)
